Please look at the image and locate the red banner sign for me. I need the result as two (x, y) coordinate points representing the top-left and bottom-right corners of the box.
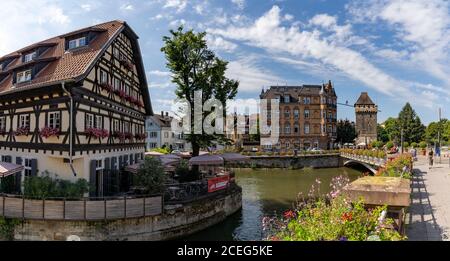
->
(208, 175), (230, 193)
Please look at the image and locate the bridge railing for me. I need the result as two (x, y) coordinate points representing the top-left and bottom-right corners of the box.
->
(340, 152), (387, 166)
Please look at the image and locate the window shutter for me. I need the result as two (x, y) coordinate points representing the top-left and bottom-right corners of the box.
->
(30, 159), (38, 176)
(5, 155), (12, 163)
(124, 155), (129, 166)
(130, 154), (134, 165)
(89, 160), (97, 197)
(15, 157), (23, 192)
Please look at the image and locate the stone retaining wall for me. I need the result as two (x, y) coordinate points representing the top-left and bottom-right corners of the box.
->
(230, 154), (342, 169)
(7, 187), (242, 241)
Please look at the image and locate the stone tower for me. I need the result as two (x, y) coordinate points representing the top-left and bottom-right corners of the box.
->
(354, 92), (378, 146)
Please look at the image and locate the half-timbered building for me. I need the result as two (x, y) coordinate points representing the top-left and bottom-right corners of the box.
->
(0, 20), (153, 196)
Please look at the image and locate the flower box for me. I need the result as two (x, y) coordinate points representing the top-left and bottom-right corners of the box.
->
(99, 83), (113, 92)
(40, 127), (60, 139)
(120, 59), (134, 71)
(15, 126), (30, 136)
(86, 128), (109, 139)
(124, 132), (133, 141)
(134, 133), (147, 140)
(112, 131), (126, 142)
(0, 129), (7, 136)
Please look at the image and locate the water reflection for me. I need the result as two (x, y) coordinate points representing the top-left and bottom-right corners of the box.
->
(185, 167), (362, 241)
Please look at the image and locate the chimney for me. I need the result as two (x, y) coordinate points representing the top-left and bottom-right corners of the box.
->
(161, 111), (164, 117)
(166, 112), (169, 117)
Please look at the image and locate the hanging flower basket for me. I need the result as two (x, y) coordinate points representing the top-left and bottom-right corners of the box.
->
(14, 126), (30, 137)
(86, 128), (109, 139)
(39, 127), (60, 139)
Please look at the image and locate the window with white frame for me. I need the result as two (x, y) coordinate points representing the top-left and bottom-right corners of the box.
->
(96, 159), (103, 170)
(86, 113), (94, 129)
(150, 132), (157, 138)
(304, 123), (310, 134)
(95, 115), (102, 129)
(24, 158), (33, 177)
(48, 112), (60, 129)
(0, 117), (6, 131)
(19, 114), (30, 128)
(149, 143), (157, 149)
(24, 52), (36, 63)
(284, 124), (291, 134)
(113, 119), (120, 132)
(69, 37), (87, 49)
(124, 122), (130, 133)
(304, 109), (310, 119)
(17, 70), (32, 83)
(114, 77), (121, 90)
(100, 70), (108, 84)
(164, 132), (169, 138)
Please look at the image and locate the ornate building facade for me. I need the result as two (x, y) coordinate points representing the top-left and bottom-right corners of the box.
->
(354, 92), (378, 146)
(260, 81), (338, 151)
(0, 21), (153, 196)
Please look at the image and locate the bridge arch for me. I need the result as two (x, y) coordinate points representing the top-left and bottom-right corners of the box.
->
(343, 160), (378, 175)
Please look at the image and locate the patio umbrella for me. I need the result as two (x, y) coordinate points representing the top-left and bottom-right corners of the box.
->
(220, 153), (250, 163)
(0, 162), (25, 178)
(145, 151), (165, 157)
(124, 162), (143, 174)
(189, 154), (224, 166)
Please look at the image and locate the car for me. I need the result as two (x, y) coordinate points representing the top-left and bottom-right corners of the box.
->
(171, 150), (182, 155)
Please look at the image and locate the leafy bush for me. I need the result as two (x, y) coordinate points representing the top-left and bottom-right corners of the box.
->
(376, 154), (413, 179)
(403, 142), (409, 148)
(386, 142), (394, 150)
(24, 172), (90, 199)
(419, 141), (427, 149)
(175, 160), (192, 183)
(263, 177), (404, 241)
(149, 147), (171, 154)
(410, 142), (417, 148)
(134, 157), (167, 194)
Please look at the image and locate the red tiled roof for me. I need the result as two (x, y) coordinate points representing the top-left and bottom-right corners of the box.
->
(0, 20), (125, 95)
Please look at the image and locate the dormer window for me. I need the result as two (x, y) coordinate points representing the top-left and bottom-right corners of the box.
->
(24, 52), (36, 63)
(17, 70), (32, 83)
(68, 37), (87, 50)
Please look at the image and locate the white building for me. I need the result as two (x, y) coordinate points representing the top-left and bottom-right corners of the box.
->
(146, 112), (191, 152)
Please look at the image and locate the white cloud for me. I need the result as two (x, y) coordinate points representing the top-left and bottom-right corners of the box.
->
(163, 0), (188, 13)
(206, 35), (238, 53)
(211, 6), (410, 97)
(231, 0), (245, 10)
(347, 0), (450, 87)
(169, 19), (186, 28)
(226, 56), (283, 92)
(0, 0), (71, 55)
(120, 3), (134, 11)
(148, 70), (172, 77)
(80, 4), (92, 12)
(374, 48), (409, 60)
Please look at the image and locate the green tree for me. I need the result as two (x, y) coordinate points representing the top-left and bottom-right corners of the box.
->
(397, 103), (425, 143)
(377, 124), (389, 142)
(383, 117), (399, 142)
(336, 119), (356, 144)
(425, 119), (448, 144)
(134, 157), (167, 194)
(161, 27), (239, 158)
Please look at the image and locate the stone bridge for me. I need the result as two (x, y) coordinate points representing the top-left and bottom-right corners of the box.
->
(340, 153), (387, 174)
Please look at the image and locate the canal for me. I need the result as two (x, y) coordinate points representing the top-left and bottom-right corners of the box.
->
(186, 167), (363, 241)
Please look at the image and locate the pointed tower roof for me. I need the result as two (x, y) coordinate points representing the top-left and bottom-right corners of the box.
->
(355, 92), (375, 106)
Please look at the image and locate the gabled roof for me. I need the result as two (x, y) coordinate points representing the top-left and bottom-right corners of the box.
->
(0, 20), (124, 94)
(355, 92), (375, 106)
(150, 114), (173, 128)
(0, 20), (153, 116)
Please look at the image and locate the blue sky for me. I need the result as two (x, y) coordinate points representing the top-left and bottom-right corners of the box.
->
(1, 0), (449, 124)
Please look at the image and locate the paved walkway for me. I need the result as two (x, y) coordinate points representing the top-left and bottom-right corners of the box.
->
(406, 156), (450, 241)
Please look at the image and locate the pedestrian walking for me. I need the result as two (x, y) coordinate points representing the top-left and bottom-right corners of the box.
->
(428, 149), (434, 169)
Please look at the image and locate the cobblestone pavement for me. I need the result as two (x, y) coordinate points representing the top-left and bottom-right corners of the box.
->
(406, 156), (450, 241)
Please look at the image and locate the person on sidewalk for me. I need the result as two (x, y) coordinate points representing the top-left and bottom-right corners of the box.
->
(428, 149), (434, 169)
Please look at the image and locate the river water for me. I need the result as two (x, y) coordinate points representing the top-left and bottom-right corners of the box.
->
(186, 167), (363, 241)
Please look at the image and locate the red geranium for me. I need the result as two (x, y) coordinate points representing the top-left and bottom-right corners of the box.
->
(341, 212), (353, 222)
(39, 127), (60, 139)
(86, 128), (109, 139)
(14, 126), (30, 137)
(283, 210), (296, 220)
(100, 83), (113, 92)
(112, 131), (126, 142)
